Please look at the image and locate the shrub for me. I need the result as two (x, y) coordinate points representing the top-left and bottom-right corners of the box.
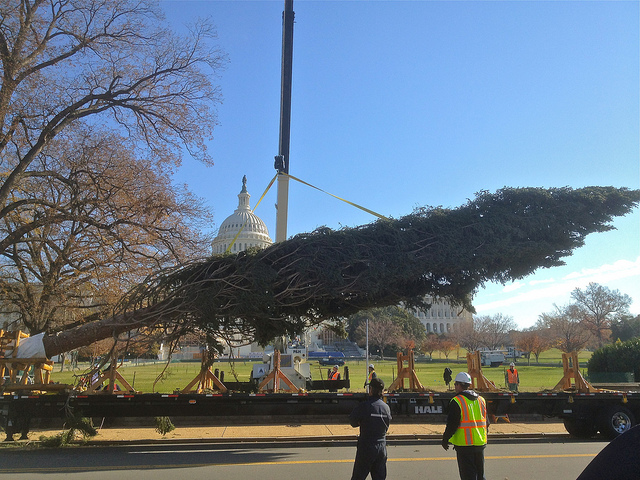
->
(154, 416), (175, 436)
(587, 338), (640, 380)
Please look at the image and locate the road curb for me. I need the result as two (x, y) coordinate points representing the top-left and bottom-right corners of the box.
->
(74, 432), (570, 447)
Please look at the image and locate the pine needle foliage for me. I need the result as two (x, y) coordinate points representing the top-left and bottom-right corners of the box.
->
(154, 417), (176, 437)
(38, 416), (97, 447)
(43, 186), (640, 357)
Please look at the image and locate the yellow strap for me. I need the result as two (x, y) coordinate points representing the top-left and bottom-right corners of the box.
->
(254, 173), (278, 211)
(224, 171), (388, 253)
(283, 173), (390, 221)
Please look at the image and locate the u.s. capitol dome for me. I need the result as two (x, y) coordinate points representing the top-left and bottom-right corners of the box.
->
(211, 176), (273, 255)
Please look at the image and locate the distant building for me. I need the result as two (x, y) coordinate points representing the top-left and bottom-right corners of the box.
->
(412, 296), (473, 335)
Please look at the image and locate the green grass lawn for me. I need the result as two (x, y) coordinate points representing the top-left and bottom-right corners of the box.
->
(49, 348), (589, 393)
(427, 348), (592, 364)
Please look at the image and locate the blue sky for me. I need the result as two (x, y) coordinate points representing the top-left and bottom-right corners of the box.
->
(162, 0), (640, 329)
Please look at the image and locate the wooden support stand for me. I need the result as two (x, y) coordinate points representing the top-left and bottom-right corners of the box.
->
(0, 330), (67, 393)
(553, 351), (599, 393)
(182, 351), (228, 393)
(85, 357), (136, 394)
(258, 350), (300, 393)
(387, 349), (426, 392)
(466, 351), (499, 392)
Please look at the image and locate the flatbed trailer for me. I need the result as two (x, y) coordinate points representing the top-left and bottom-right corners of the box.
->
(2, 342), (638, 442)
(2, 388), (639, 441)
(389, 389), (640, 439)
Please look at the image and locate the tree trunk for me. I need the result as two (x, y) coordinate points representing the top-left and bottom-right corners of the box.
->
(42, 303), (172, 358)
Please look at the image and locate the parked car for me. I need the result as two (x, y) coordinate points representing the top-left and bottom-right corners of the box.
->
(318, 357), (345, 366)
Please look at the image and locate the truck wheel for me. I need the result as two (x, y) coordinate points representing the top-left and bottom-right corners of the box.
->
(598, 405), (636, 439)
(563, 418), (597, 438)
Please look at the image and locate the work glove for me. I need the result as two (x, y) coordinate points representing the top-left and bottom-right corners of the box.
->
(441, 438), (450, 450)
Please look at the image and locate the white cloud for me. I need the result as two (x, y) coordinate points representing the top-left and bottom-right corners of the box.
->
(474, 256), (640, 328)
(562, 257), (640, 284)
(502, 282), (525, 293)
(529, 278), (556, 286)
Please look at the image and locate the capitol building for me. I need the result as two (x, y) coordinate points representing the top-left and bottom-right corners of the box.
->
(412, 297), (473, 335)
(211, 176), (273, 255)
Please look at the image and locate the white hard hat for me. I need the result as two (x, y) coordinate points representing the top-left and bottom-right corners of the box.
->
(369, 364), (375, 369)
(510, 362), (515, 367)
(455, 372), (472, 384)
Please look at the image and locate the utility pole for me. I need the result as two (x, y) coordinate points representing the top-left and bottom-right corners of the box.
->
(274, 0), (294, 243)
(365, 318), (370, 393)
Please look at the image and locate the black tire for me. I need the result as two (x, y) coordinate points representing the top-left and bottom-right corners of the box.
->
(597, 405), (636, 439)
(563, 418), (598, 438)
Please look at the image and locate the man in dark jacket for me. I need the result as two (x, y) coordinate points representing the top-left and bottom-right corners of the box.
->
(442, 372), (489, 480)
(349, 377), (392, 480)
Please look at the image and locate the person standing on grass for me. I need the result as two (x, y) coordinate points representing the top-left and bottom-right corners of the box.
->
(505, 362), (519, 392)
(349, 377), (392, 480)
(442, 372), (489, 480)
(364, 364), (377, 391)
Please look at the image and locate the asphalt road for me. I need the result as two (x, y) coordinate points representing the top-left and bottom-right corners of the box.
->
(0, 437), (607, 480)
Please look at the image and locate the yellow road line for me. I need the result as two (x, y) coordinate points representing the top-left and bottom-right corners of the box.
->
(486, 454), (596, 460)
(0, 453), (596, 473)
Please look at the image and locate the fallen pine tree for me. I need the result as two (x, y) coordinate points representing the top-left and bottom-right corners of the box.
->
(17, 186), (639, 358)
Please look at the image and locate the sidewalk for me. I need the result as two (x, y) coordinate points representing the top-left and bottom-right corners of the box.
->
(27, 419), (567, 444)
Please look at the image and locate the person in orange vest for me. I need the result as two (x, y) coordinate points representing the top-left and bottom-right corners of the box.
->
(442, 371), (489, 480)
(328, 365), (341, 392)
(505, 362), (519, 392)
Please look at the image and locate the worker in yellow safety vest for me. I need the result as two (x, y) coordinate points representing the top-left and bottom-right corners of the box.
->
(441, 372), (489, 480)
(364, 364), (377, 391)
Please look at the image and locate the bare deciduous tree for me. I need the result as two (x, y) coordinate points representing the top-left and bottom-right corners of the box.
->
(0, 125), (211, 334)
(355, 317), (403, 359)
(421, 333), (441, 359)
(0, 0), (225, 255)
(438, 338), (457, 360)
(475, 313), (517, 350)
(538, 305), (592, 353)
(570, 283), (631, 347)
(452, 318), (484, 353)
(513, 329), (553, 365)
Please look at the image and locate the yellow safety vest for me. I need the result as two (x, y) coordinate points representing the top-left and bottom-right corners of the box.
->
(449, 394), (487, 446)
(368, 371), (375, 381)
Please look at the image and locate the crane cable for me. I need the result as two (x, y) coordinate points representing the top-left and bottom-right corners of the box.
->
(224, 172), (389, 254)
(284, 172), (390, 221)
